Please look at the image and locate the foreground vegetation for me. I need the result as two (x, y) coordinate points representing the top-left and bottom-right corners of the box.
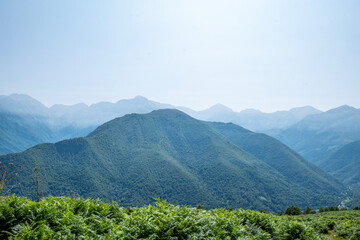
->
(1, 196), (359, 239)
(293, 210), (360, 239)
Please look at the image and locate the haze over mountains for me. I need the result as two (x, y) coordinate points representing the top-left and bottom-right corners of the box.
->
(0, 94), (323, 153)
(1, 94), (360, 167)
(269, 105), (360, 164)
(0, 94), (171, 154)
(190, 104), (322, 131)
(0, 93), (321, 131)
(319, 140), (360, 186)
(0, 109), (344, 211)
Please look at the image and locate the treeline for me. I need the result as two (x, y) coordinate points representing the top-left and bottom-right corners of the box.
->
(281, 205), (360, 216)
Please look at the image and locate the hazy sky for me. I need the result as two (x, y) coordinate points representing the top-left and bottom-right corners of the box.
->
(1, 0), (359, 112)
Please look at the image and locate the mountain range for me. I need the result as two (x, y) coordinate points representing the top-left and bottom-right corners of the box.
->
(0, 109), (344, 211)
(269, 105), (360, 164)
(190, 104), (322, 131)
(0, 93), (325, 155)
(0, 94), (171, 155)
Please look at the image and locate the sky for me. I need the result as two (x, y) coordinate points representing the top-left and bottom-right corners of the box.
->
(0, 0), (359, 112)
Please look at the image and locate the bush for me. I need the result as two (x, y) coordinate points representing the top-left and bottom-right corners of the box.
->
(284, 205), (302, 215)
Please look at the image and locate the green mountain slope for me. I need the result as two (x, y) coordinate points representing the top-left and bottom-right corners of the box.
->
(206, 122), (344, 195)
(319, 140), (360, 186)
(0, 109), (344, 211)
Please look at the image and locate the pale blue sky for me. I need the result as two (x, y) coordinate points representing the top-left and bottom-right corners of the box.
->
(1, 0), (359, 112)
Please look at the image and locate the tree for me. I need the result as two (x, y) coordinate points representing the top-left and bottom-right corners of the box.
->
(303, 206), (316, 214)
(284, 205), (301, 215)
(33, 167), (43, 202)
(0, 162), (21, 196)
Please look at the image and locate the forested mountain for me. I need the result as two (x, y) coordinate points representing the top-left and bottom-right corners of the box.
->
(269, 105), (360, 164)
(318, 140), (360, 186)
(0, 109), (344, 211)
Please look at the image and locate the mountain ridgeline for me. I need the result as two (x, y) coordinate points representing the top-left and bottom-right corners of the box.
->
(0, 109), (344, 211)
(0, 94), (324, 155)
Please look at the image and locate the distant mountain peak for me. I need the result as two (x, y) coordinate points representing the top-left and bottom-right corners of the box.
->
(206, 103), (234, 113)
(289, 106), (320, 112)
(8, 93), (43, 103)
(334, 105), (356, 110)
(0, 93), (48, 115)
(115, 95), (151, 104)
(51, 102), (89, 110)
(240, 108), (262, 114)
(133, 95), (148, 100)
(327, 105), (358, 114)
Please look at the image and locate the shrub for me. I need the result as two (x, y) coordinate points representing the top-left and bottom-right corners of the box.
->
(284, 205), (302, 215)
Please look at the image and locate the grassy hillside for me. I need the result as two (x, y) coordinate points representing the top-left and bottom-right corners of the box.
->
(0, 109), (344, 211)
(1, 196), (359, 239)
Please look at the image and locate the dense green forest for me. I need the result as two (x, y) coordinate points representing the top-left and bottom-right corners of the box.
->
(1, 195), (360, 239)
(206, 122), (343, 195)
(0, 109), (345, 211)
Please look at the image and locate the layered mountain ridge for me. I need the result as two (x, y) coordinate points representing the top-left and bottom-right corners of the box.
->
(0, 94), (324, 155)
(269, 105), (360, 164)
